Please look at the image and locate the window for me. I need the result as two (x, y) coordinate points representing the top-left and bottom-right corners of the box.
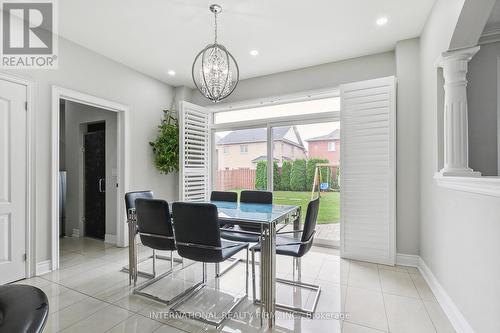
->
(240, 145), (248, 153)
(214, 96), (340, 124)
(328, 141), (336, 151)
(223, 146), (229, 154)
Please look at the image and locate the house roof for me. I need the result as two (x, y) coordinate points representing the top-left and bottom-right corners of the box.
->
(217, 126), (305, 148)
(305, 129), (340, 142)
(251, 155), (280, 163)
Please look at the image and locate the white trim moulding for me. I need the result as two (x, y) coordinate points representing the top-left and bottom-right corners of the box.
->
(434, 174), (500, 198)
(36, 260), (52, 276)
(395, 254), (475, 333)
(479, 27), (500, 45)
(418, 257), (475, 333)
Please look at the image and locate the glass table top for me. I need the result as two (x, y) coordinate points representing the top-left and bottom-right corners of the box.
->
(210, 201), (299, 224)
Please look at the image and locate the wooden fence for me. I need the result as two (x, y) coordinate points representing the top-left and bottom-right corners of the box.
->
(216, 169), (256, 191)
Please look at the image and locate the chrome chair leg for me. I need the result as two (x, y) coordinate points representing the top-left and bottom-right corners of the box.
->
(169, 246), (250, 328)
(251, 248), (256, 301)
(121, 250), (183, 279)
(152, 249), (156, 278)
(252, 253), (320, 317)
(133, 251), (197, 305)
(245, 247), (249, 295)
(214, 257), (241, 277)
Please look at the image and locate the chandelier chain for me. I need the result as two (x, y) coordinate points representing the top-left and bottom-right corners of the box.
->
(214, 11), (218, 44)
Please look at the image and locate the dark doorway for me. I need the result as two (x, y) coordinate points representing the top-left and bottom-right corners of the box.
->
(84, 124), (106, 239)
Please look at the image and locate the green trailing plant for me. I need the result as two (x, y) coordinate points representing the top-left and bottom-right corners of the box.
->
(149, 109), (179, 174)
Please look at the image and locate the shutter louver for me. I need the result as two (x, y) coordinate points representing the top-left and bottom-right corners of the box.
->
(179, 102), (211, 202)
(340, 76), (396, 265)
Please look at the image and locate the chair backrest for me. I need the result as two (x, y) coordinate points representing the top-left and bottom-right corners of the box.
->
(172, 202), (224, 263)
(210, 191), (237, 202)
(299, 198), (320, 256)
(135, 198), (175, 251)
(240, 190), (272, 204)
(125, 190), (153, 212)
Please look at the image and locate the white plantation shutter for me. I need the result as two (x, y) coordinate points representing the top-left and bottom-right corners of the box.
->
(179, 101), (211, 202)
(340, 76), (396, 265)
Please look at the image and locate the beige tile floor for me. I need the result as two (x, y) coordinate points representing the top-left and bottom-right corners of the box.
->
(14, 237), (455, 333)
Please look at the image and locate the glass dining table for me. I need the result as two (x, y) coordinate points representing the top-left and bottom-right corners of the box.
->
(127, 200), (301, 328)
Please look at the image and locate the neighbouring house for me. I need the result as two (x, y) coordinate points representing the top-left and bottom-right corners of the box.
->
(305, 129), (340, 165)
(216, 126), (306, 170)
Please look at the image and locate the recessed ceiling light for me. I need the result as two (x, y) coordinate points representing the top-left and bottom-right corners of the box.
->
(376, 17), (388, 26)
(167, 70), (176, 76)
(250, 50), (259, 56)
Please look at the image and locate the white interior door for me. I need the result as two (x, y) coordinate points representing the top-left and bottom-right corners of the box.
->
(179, 101), (211, 202)
(0, 78), (27, 284)
(340, 76), (396, 265)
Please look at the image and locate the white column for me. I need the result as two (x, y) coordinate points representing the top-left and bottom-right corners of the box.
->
(438, 46), (481, 177)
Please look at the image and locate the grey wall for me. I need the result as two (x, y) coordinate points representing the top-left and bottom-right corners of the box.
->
(191, 51), (396, 105)
(1, 36), (175, 263)
(395, 38), (421, 255)
(64, 102), (118, 238)
(420, 0), (500, 332)
(467, 41), (499, 176)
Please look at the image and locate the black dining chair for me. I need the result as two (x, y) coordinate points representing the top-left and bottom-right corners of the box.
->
(132, 198), (189, 305)
(171, 202), (249, 328)
(0, 284), (49, 333)
(123, 191), (181, 280)
(251, 198), (321, 317)
(210, 191), (238, 203)
(217, 190), (272, 277)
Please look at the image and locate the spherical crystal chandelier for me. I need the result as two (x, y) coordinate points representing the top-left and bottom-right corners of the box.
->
(192, 4), (239, 103)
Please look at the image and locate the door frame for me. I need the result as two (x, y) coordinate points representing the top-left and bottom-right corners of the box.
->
(51, 86), (129, 271)
(0, 72), (35, 278)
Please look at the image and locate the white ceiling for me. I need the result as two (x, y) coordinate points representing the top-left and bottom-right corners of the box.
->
(59, 0), (436, 87)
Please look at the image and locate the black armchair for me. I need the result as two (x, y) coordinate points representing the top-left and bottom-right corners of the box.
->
(251, 198), (321, 317)
(171, 202), (249, 328)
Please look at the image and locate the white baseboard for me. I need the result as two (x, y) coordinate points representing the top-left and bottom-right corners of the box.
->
(418, 257), (475, 333)
(396, 253), (419, 267)
(72, 228), (80, 238)
(36, 260), (52, 276)
(104, 234), (117, 245)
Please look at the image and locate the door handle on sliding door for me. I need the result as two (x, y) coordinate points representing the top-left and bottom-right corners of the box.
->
(98, 178), (105, 193)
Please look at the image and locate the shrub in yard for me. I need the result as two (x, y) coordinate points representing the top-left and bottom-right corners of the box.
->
(290, 159), (307, 191)
(280, 160), (292, 191)
(273, 161), (281, 191)
(331, 166), (340, 191)
(255, 161), (267, 190)
(306, 158), (329, 190)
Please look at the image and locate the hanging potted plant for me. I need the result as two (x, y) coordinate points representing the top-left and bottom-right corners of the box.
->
(150, 108), (179, 174)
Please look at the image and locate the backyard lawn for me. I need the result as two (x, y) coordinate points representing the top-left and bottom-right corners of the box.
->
(273, 191), (340, 224)
(231, 189), (339, 224)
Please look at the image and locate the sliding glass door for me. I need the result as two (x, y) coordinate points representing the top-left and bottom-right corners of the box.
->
(213, 127), (268, 193)
(210, 95), (340, 248)
(271, 122), (340, 247)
